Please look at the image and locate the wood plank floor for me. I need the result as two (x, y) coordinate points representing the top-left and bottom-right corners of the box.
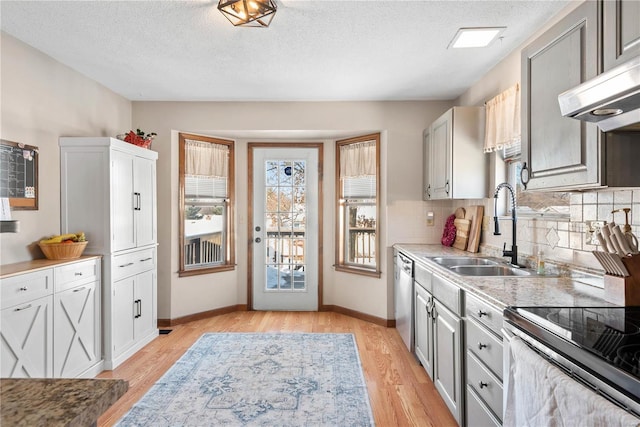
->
(97, 311), (457, 426)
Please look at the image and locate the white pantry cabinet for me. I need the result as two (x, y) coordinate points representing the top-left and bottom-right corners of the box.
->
(0, 257), (102, 379)
(60, 137), (158, 370)
(424, 107), (486, 200)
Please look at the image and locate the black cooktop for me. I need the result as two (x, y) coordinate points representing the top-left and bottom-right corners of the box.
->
(504, 306), (640, 402)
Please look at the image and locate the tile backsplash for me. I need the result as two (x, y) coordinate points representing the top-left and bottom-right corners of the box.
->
(415, 189), (640, 272)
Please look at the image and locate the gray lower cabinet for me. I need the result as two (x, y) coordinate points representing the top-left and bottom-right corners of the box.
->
(415, 276), (434, 378)
(413, 267), (464, 426)
(434, 299), (463, 425)
(464, 293), (504, 426)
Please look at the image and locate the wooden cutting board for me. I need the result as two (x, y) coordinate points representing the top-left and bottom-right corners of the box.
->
(466, 205), (484, 253)
(453, 218), (471, 250)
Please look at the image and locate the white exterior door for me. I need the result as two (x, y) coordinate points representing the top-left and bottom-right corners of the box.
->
(251, 147), (319, 311)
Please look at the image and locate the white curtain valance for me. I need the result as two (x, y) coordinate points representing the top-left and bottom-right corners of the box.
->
(185, 139), (229, 178)
(339, 140), (376, 178)
(484, 83), (521, 153)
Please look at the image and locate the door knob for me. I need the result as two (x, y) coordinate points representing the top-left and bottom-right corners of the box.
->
(255, 237), (261, 243)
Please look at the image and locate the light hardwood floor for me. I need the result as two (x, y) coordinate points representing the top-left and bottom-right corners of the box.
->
(97, 311), (457, 426)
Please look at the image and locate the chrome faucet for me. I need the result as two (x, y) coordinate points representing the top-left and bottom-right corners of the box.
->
(493, 182), (518, 266)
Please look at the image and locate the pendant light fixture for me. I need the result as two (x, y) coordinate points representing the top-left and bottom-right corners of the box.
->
(218, 0), (277, 27)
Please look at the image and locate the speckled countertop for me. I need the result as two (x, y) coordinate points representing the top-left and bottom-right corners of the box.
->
(395, 244), (616, 310)
(1, 378), (128, 427)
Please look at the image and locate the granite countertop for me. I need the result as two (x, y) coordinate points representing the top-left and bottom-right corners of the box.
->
(395, 244), (614, 310)
(1, 378), (128, 427)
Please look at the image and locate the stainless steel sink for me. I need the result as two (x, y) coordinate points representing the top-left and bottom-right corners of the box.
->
(429, 256), (500, 267)
(448, 265), (532, 276)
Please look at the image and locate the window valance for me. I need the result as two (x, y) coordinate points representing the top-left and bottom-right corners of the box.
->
(339, 140), (376, 178)
(484, 83), (521, 153)
(185, 139), (229, 178)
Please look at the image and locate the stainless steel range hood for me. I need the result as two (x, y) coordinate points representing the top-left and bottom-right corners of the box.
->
(558, 55), (640, 132)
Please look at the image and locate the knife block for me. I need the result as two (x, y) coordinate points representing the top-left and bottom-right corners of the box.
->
(604, 275), (640, 305)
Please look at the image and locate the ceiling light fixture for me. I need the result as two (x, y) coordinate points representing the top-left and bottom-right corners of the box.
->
(448, 27), (506, 48)
(218, 0), (277, 27)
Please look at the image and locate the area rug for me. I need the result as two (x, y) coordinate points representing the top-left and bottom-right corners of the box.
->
(116, 333), (375, 426)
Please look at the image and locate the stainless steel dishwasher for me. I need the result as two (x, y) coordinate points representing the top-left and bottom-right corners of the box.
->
(394, 250), (414, 351)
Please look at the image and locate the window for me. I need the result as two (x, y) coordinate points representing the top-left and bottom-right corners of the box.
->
(179, 133), (235, 276)
(504, 146), (569, 219)
(335, 133), (380, 277)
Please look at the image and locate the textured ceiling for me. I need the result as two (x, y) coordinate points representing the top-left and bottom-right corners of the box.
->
(1, 0), (570, 102)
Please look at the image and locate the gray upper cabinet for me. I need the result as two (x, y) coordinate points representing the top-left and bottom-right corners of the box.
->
(424, 107), (486, 200)
(603, 0), (640, 71)
(521, 1), (601, 191)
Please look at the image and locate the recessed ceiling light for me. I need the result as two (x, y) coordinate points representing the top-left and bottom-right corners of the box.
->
(448, 27), (506, 49)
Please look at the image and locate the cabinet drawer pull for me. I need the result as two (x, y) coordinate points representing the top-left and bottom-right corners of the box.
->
(15, 304), (32, 312)
(478, 342), (487, 350)
(18, 286), (28, 291)
(73, 287), (87, 292)
(478, 381), (488, 389)
(74, 272), (83, 276)
(140, 257), (153, 262)
(119, 262), (135, 268)
(477, 310), (488, 318)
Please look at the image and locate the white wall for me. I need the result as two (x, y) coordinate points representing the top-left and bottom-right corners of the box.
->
(132, 100), (453, 320)
(0, 32), (131, 264)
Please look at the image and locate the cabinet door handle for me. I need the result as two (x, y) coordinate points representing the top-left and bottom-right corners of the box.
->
(133, 192), (141, 211)
(15, 304), (32, 312)
(73, 287), (87, 293)
(426, 184), (431, 199)
(445, 179), (450, 195)
(478, 342), (487, 350)
(18, 286), (28, 291)
(477, 310), (488, 318)
(119, 262), (135, 268)
(478, 381), (488, 389)
(137, 193), (142, 211)
(74, 272), (83, 276)
(520, 162), (529, 190)
(140, 257), (153, 262)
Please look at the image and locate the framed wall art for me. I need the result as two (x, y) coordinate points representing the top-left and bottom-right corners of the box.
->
(0, 139), (39, 210)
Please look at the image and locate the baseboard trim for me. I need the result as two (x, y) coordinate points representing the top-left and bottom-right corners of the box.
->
(321, 304), (395, 327)
(158, 304), (248, 327)
(158, 304), (393, 328)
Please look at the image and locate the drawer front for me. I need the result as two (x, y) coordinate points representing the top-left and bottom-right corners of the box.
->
(465, 293), (502, 335)
(414, 262), (432, 293)
(467, 351), (503, 420)
(55, 259), (100, 292)
(432, 273), (461, 316)
(112, 247), (156, 281)
(466, 317), (503, 380)
(1, 269), (53, 309)
(466, 386), (501, 427)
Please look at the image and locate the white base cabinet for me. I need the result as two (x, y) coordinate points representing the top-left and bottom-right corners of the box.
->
(1, 295), (53, 378)
(111, 268), (156, 367)
(0, 257), (102, 379)
(53, 281), (100, 378)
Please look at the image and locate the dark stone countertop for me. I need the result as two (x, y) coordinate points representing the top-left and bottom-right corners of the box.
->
(1, 378), (128, 427)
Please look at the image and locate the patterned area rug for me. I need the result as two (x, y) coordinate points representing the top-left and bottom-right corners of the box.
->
(116, 333), (375, 426)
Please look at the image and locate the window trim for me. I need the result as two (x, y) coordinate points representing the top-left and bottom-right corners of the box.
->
(335, 133), (381, 278)
(178, 132), (235, 277)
